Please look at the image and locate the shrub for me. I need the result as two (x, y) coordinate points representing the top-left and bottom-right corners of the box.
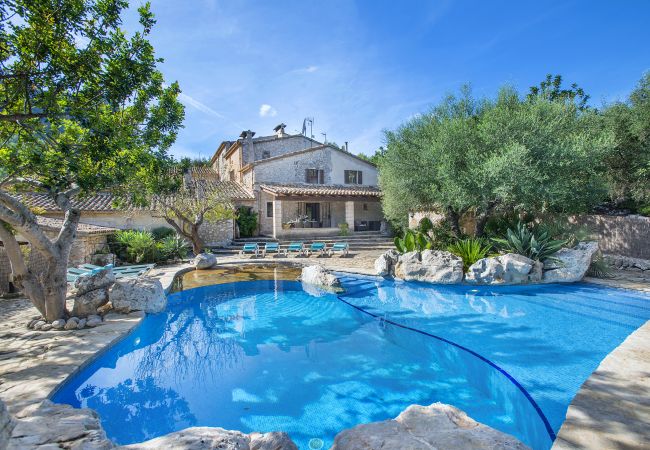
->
(114, 230), (157, 263)
(638, 205), (650, 217)
(236, 207), (258, 237)
(151, 226), (176, 241)
(427, 221), (458, 249)
(535, 217), (592, 248)
(338, 222), (350, 236)
(157, 235), (189, 261)
(394, 229), (432, 253)
(492, 222), (566, 262)
(587, 255), (613, 278)
(447, 238), (493, 272)
(417, 217), (434, 234)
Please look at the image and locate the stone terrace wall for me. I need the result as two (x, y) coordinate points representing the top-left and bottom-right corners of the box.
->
(199, 219), (233, 247)
(572, 214), (650, 259)
(0, 247), (11, 294)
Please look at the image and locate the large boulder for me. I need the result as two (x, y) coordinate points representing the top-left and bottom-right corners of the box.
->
(120, 427), (298, 450)
(0, 399), (14, 450)
(542, 241), (599, 283)
(374, 249), (400, 277)
(110, 277), (167, 314)
(74, 268), (115, 295)
(300, 265), (342, 292)
(394, 250), (464, 284)
(72, 288), (109, 318)
(466, 253), (542, 285)
(9, 400), (112, 450)
(193, 253), (217, 270)
(331, 402), (529, 450)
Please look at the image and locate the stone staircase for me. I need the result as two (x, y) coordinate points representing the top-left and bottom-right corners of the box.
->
(209, 231), (394, 255)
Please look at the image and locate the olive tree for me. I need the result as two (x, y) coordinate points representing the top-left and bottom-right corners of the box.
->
(379, 85), (613, 236)
(0, 0), (184, 321)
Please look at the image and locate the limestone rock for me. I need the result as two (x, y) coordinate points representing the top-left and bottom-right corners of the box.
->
(374, 249), (400, 277)
(193, 253), (217, 270)
(300, 265), (342, 291)
(331, 402), (529, 450)
(32, 320), (45, 330)
(86, 315), (103, 328)
(120, 427), (250, 449)
(466, 253), (542, 285)
(72, 288), (109, 318)
(74, 268), (116, 296)
(9, 400), (112, 450)
(77, 318), (87, 329)
(64, 317), (80, 330)
(50, 319), (66, 330)
(542, 241), (599, 283)
(1, 399), (14, 450)
(394, 250), (464, 284)
(604, 254), (650, 271)
(249, 431), (298, 450)
(39, 323), (52, 331)
(110, 277), (167, 314)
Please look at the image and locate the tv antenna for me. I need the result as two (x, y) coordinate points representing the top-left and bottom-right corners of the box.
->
(321, 132), (327, 144)
(302, 117), (314, 139)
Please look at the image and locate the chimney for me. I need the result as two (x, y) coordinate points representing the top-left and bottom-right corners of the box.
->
(273, 123), (287, 138)
(239, 130), (255, 164)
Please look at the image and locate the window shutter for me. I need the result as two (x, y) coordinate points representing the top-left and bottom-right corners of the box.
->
(358, 171), (362, 184)
(305, 169), (310, 183)
(344, 170), (350, 184)
(319, 169), (324, 184)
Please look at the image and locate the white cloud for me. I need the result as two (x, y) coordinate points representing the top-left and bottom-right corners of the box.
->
(259, 104), (277, 117)
(179, 92), (225, 119)
(305, 65), (319, 73)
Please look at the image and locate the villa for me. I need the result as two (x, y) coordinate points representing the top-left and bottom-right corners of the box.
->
(211, 124), (385, 238)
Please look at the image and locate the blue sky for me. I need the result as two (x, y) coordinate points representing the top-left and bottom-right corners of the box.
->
(123, 1), (650, 159)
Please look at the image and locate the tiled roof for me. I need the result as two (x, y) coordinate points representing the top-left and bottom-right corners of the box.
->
(36, 217), (117, 235)
(18, 180), (254, 212)
(260, 183), (381, 198)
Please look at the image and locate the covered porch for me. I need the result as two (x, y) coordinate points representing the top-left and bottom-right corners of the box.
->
(258, 184), (384, 238)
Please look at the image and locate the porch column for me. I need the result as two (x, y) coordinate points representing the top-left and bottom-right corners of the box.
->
(345, 201), (355, 230)
(272, 199), (283, 238)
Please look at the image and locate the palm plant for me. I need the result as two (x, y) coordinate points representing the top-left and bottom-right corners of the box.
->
(114, 230), (157, 263)
(158, 235), (190, 261)
(447, 238), (493, 272)
(394, 229), (432, 253)
(492, 222), (566, 262)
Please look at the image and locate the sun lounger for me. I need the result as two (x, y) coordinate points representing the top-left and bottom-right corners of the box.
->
(328, 242), (349, 257)
(286, 242), (304, 257)
(262, 242), (280, 257)
(66, 263), (153, 282)
(239, 243), (260, 257)
(306, 242), (327, 257)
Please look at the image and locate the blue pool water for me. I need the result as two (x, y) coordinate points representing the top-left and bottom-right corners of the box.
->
(51, 275), (650, 449)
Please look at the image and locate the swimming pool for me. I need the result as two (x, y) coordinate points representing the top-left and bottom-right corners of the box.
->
(51, 269), (650, 449)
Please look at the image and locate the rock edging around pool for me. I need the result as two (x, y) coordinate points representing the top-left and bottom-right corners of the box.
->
(374, 241), (599, 285)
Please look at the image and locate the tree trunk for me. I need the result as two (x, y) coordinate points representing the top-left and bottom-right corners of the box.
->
(445, 208), (462, 238)
(190, 225), (204, 255)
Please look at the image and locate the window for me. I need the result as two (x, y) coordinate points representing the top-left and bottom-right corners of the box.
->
(344, 170), (363, 184)
(363, 203), (368, 211)
(305, 168), (324, 184)
(266, 202), (273, 218)
(229, 170), (235, 181)
(262, 150), (271, 159)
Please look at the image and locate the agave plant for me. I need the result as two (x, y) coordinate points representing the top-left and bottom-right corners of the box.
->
(394, 229), (432, 253)
(157, 235), (190, 261)
(114, 230), (157, 263)
(447, 238), (493, 272)
(492, 222), (566, 262)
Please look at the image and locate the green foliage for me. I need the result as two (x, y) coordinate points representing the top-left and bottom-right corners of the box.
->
(338, 222), (350, 236)
(114, 230), (157, 264)
(527, 74), (590, 110)
(0, 0), (185, 203)
(638, 205), (650, 217)
(587, 255), (613, 279)
(112, 229), (188, 263)
(447, 238), (493, 272)
(535, 218), (592, 248)
(379, 84), (612, 233)
(417, 217), (434, 234)
(151, 227), (176, 241)
(236, 207), (258, 238)
(394, 229), (432, 253)
(492, 222), (566, 262)
(427, 221), (458, 249)
(601, 72), (650, 204)
(356, 147), (385, 165)
(157, 235), (189, 261)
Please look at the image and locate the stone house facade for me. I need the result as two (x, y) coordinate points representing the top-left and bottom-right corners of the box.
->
(211, 124), (384, 238)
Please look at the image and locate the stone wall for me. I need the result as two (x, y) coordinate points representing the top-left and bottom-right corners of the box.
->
(572, 214), (650, 259)
(254, 147), (334, 185)
(0, 247), (11, 294)
(43, 211), (169, 231)
(198, 219), (233, 247)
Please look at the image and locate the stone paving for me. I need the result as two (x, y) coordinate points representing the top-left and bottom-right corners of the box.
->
(0, 250), (647, 449)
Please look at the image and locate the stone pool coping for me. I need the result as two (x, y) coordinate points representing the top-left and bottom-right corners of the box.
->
(0, 260), (648, 448)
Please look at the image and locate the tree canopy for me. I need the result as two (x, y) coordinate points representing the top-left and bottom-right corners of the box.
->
(379, 84), (614, 235)
(0, 0), (184, 320)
